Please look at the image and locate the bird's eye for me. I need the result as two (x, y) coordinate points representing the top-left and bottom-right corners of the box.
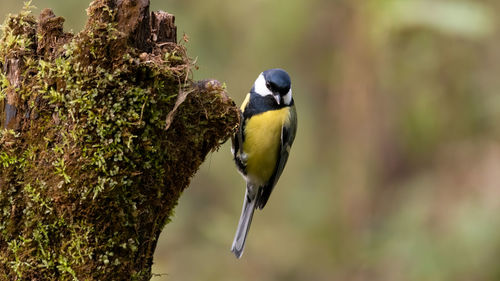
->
(266, 81), (277, 92)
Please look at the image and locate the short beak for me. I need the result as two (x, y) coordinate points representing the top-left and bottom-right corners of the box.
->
(273, 94), (280, 105)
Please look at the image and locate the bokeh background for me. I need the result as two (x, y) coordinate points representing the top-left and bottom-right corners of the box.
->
(2, 0), (500, 280)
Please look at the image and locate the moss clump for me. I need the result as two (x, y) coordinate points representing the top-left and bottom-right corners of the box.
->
(0, 2), (239, 280)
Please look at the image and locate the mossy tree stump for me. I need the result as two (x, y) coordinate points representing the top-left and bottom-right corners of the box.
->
(0, 0), (239, 280)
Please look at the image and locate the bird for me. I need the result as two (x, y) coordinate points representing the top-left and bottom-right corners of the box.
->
(230, 68), (297, 258)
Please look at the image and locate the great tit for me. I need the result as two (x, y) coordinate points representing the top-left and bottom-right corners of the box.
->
(230, 68), (297, 258)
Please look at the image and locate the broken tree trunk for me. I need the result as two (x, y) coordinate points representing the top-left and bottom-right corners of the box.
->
(0, 1), (239, 280)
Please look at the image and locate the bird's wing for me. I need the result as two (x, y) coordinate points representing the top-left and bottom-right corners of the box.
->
(232, 109), (246, 173)
(257, 104), (297, 209)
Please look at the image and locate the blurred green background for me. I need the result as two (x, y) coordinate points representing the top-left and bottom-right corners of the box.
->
(2, 0), (500, 280)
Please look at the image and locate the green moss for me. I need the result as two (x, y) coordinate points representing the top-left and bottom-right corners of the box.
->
(0, 3), (238, 280)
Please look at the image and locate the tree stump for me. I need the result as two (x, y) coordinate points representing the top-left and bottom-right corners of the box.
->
(0, 1), (239, 280)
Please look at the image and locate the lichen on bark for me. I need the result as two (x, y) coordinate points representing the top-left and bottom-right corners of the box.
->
(0, 1), (239, 280)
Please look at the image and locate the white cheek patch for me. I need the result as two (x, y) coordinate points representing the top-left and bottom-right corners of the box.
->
(253, 73), (273, 97)
(283, 89), (292, 105)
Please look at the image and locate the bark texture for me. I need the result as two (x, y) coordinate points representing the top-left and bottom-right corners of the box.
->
(0, 1), (238, 280)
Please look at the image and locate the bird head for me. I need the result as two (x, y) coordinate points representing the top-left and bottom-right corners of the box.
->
(253, 68), (292, 106)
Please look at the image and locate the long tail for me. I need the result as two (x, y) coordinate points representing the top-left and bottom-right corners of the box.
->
(231, 188), (257, 258)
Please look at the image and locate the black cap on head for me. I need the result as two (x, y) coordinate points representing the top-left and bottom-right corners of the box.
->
(263, 69), (291, 96)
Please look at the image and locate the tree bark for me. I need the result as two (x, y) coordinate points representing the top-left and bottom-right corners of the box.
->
(0, 1), (238, 280)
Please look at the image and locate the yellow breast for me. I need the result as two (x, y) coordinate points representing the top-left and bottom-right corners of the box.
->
(243, 107), (290, 186)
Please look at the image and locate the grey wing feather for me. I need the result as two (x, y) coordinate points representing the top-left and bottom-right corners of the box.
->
(232, 110), (246, 173)
(257, 105), (297, 209)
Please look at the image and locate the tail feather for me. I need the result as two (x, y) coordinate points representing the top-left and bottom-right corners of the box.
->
(231, 189), (257, 258)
